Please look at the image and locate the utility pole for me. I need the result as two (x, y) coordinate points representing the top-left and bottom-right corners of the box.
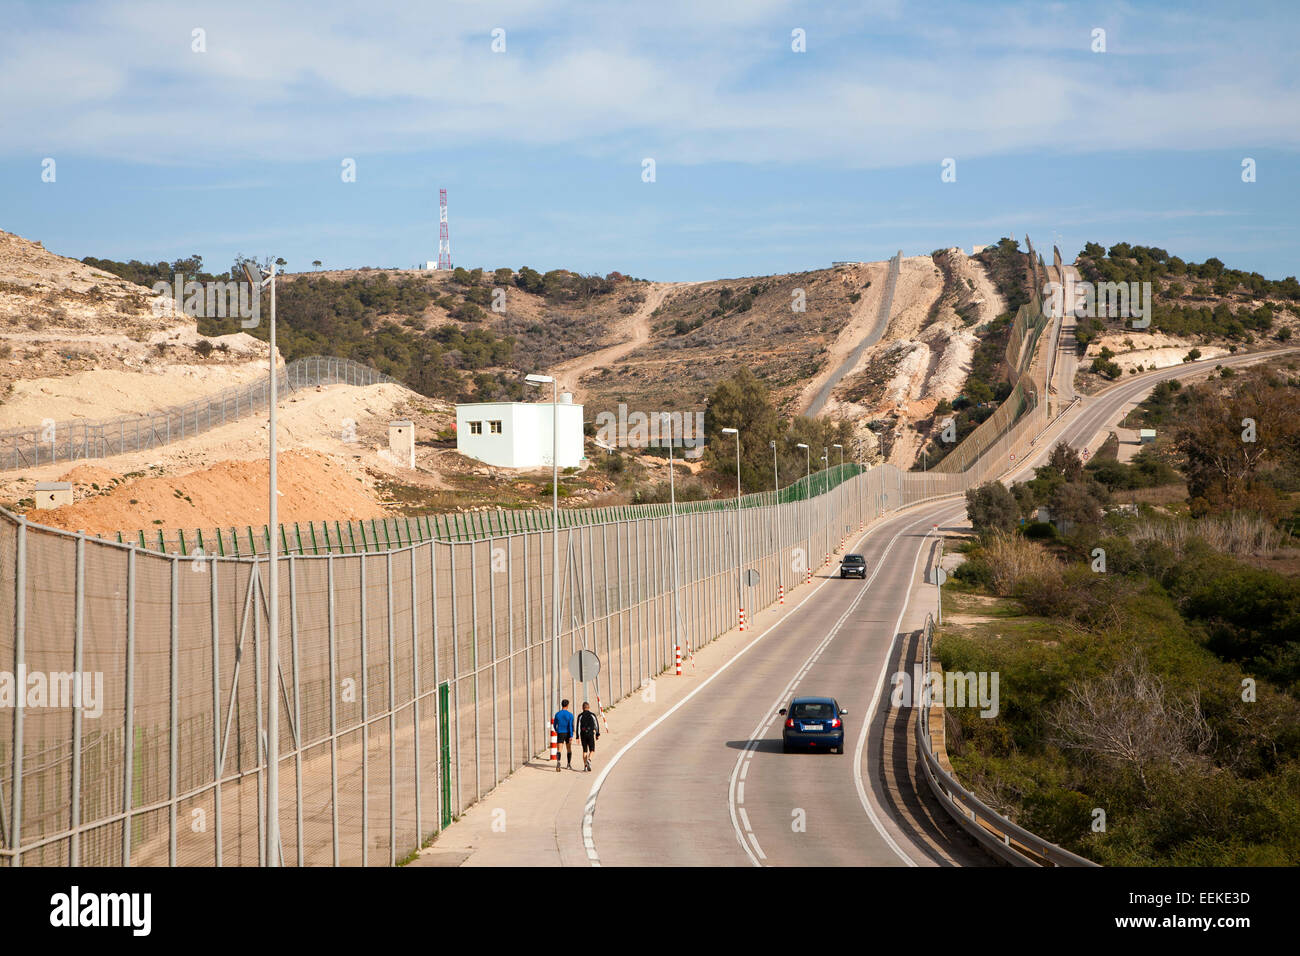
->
(721, 427), (743, 630)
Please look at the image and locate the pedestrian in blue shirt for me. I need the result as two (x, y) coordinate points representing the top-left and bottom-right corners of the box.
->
(553, 699), (575, 771)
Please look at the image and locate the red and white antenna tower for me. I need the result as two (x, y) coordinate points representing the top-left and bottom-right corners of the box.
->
(437, 188), (451, 270)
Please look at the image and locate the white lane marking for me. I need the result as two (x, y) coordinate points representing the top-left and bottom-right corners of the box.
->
(736, 780), (745, 803)
(738, 807), (752, 832)
(727, 508), (946, 866)
(747, 832), (766, 860)
(851, 507), (963, 866)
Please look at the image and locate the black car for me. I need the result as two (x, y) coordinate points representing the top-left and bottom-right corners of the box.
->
(839, 553), (867, 578)
(780, 697), (846, 753)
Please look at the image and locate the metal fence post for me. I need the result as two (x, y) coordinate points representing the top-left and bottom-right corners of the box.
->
(522, 532), (531, 760)
(386, 552), (396, 867)
(429, 542), (442, 832)
(359, 555), (368, 867)
(169, 557), (179, 866)
(410, 543), (422, 844)
(470, 542), (480, 803)
(121, 544), (134, 867)
(448, 544), (461, 817)
(70, 532), (85, 866)
(289, 555), (304, 867)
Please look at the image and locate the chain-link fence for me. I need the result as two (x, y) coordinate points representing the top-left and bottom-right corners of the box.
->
(0, 356), (397, 472)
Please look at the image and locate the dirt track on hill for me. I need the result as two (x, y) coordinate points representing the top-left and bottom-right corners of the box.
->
(550, 282), (687, 402)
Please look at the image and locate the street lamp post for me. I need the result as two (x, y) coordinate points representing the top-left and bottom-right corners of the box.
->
(525, 373), (559, 717)
(241, 258), (279, 867)
(721, 427), (743, 630)
(821, 448), (829, 562)
(771, 440), (781, 603)
(832, 442), (844, 544)
(796, 443), (810, 584)
(663, 414), (682, 658)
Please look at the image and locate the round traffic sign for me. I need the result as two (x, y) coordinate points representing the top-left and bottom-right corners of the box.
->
(567, 650), (601, 682)
(934, 566), (948, 586)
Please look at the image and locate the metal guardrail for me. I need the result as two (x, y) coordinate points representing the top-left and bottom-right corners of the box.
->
(0, 355), (399, 472)
(915, 610), (1099, 867)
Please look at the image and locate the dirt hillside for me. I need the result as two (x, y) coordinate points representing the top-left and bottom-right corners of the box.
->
(33, 449), (388, 537)
(0, 228), (271, 426)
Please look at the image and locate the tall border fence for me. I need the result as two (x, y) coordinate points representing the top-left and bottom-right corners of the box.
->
(0, 356), (398, 472)
(0, 462), (966, 866)
(0, 241), (1073, 866)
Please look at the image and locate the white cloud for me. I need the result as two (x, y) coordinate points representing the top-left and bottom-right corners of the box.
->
(1, 0), (1297, 168)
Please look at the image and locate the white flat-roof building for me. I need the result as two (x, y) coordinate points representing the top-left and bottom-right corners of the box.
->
(456, 397), (585, 469)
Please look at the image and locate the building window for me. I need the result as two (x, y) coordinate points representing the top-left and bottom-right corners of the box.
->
(489, 420), (503, 434)
(469, 421), (482, 435)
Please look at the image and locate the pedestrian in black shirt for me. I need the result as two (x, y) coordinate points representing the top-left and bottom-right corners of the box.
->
(577, 702), (600, 772)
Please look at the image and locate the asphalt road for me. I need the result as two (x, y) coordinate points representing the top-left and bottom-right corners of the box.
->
(581, 347), (1296, 867)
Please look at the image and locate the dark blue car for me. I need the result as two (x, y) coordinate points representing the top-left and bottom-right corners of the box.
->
(780, 696), (846, 754)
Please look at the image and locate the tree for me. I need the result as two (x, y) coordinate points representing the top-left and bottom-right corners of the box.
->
(1046, 442), (1085, 481)
(1047, 651), (1211, 790)
(703, 367), (781, 493)
(965, 481), (1019, 535)
(312, 260), (322, 270)
(1047, 479), (1108, 530)
(1171, 370), (1300, 517)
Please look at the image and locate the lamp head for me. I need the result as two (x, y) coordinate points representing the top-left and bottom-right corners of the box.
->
(241, 261), (267, 288)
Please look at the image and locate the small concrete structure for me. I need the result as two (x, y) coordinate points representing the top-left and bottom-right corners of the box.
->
(455, 398), (584, 469)
(389, 420), (416, 469)
(35, 481), (73, 510)
(1139, 429), (1156, 444)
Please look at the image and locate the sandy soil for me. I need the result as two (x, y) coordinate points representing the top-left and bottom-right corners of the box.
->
(818, 250), (1004, 470)
(951, 249), (1007, 327)
(0, 359), (274, 428)
(819, 257), (942, 414)
(1, 381), (422, 511)
(33, 449), (388, 537)
(1092, 329), (1231, 373)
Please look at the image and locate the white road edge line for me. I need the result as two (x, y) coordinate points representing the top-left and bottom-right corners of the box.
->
(851, 506), (964, 867)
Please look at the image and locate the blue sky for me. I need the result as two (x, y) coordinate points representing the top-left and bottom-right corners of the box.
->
(3, 0), (1298, 281)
